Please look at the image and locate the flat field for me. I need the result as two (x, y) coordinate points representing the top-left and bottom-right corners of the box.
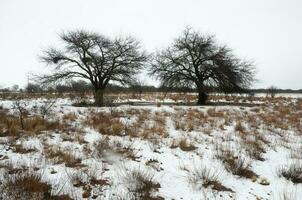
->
(0, 93), (301, 200)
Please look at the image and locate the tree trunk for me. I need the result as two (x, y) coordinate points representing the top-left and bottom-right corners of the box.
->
(197, 89), (208, 105)
(94, 89), (104, 106)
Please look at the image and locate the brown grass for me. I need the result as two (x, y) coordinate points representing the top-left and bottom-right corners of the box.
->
(207, 108), (225, 118)
(235, 121), (245, 133)
(120, 167), (162, 200)
(172, 109), (208, 132)
(242, 136), (266, 161)
(0, 170), (73, 200)
(0, 108), (65, 136)
(44, 146), (83, 168)
(216, 146), (257, 179)
(86, 111), (125, 136)
(94, 138), (140, 161)
(13, 143), (37, 154)
(170, 138), (197, 151)
(62, 112), (78, 122)
(186, 165), (233, 192)
(278, 162), (302, 184)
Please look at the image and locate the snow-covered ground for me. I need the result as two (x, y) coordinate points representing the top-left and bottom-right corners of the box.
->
(0, 94), (301, 200)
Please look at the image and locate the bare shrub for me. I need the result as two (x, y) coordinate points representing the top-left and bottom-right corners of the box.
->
(207, 108), (224, 118)
(37, 100), (56, 119)
(267, 86), (278, 98)
(12, 100), (29, 130)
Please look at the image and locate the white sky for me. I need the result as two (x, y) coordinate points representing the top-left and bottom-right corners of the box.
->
(0, 0), (301, 89)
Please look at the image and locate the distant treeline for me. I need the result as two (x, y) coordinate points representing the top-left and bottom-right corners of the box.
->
(1, 80), (301, 94)
(250, 88), (302, 94)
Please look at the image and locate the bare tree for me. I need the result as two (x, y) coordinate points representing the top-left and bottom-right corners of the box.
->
(267, 86), (278, 98)
(12, 100), (28, 130)
(38, 30), (147, 106)
(38, 100), (56, 119)
(26, 83), (42, 93)
(150, 27), (255, 105)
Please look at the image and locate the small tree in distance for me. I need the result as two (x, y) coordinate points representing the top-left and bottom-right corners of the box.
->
(150, 27), (255, 105)
(267, 86), (278, 98)
(38, 30), (147, 106)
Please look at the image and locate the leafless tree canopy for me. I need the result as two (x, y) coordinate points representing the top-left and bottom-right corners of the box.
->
(39, 30), (147, 105)
(149, 27), (255, 104)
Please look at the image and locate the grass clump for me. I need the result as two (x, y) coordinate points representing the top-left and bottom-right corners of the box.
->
(0, 170), (72, 200)
(216, 146), (257, 179)
(278, 162), (302, 184)
(186, 165), (233, 192)
(120, 167), (162, 200)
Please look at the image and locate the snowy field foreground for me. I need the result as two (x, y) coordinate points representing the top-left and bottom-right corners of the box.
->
(0, 94), (301, 200)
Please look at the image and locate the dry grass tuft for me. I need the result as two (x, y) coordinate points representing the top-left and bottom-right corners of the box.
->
(207, 108), (225, 118)
(86, 111), (125, 136)
(120, 167), (162, 200)
(44, 147), (83, 168)
(235, 121), (245, 133)
(242, 136), (266, 161)
(0, 110), (65, 137)
(13, 143), (37, 154)
(216, 146), (257, 179)
(93, 138), (140, 161)
(170, 138), (197, 151)
(0, 170), (73, 200)
(278, 162), (302, 184)
(179, 138), (197, 151)
(62, 112), (78, 122)
(186, 165), (233, 192)
(93, 136), (110, 158)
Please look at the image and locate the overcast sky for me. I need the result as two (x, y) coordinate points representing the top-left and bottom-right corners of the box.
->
(0, 0), (301, 89)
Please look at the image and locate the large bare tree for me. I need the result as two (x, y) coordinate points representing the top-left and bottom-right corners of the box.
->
(39, 30), (147, 106)
(150, 28), (255, 105)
